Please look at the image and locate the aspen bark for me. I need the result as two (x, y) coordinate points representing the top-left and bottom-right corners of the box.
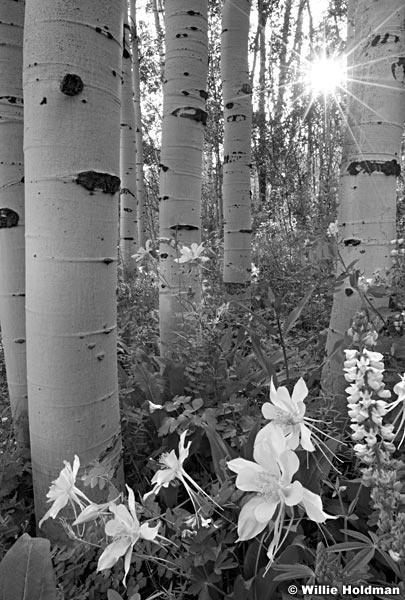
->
(221, 0), (252, 291)
(0, 0), (28, 449)
(322, 0), (405, 410)
(130, 0), (148, 248)
(120, 7), (138, 276)
(158, 1), (208, 355)
(24, 0), (124, 538)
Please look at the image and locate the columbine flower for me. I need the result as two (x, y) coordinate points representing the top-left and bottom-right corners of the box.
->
(385, 374), (405, 446)
(228, 424), (333, 564)
(326, 220), (338, 237)
(132, 239), (155, 262)
(256, 378), (315, 451)
(143, 430), (219, 509)
(174, 242), (209, 264)
(98, 485), (160, 586)
(39, 455), (91, 528)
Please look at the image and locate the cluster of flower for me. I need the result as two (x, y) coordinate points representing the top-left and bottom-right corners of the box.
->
(344, 348), (395, 468)
(345, 312), (405, 561)
(39, 378), (336, 585)
(227, 377), (336, 566)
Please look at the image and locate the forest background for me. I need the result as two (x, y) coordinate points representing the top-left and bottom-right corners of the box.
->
(0, 0), (405, 599)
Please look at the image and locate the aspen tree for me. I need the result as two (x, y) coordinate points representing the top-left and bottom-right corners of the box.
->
(130, 0), (148, 248)
(323, 0), (405, 410)
(24, 0), (124, 538)
(0, 0), (28, 449)
(221, 0), (252, 292)
(158, 1), (208, 355)
(120, 6), (138, 276)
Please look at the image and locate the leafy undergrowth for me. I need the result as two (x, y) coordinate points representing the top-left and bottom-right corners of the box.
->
(2, 230), (405, 599)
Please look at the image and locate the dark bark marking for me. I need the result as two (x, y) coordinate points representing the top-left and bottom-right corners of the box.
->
(371, 33), (399, 47)
(184, 72), (190, 76)
(171, 106), (207, 125)
(241, 83), (252, 94)
(0, 208), (19, 228)
(97, 353), (105, 361)
(123, 47), (130, 59)
(112, 70), (117, 77)
(95, 26), (113, 39)
(227, 114), (246, 122)
(123, 237), (134, 240)
(160, 164), (169, 172)
(239, 229), (252, 233)
(182, 90), (190, 96)
(11, 293), (25, 297)
(345, 288), (354, 297)
(123, 207), (133, 212)
(347, 159), (400, 176)
(160, 253), (168, 259)
(60, 74), (84, 96)
(225, 102), (234, 109)
(176, 33), (188, 38)
(199, 89), (208, 99)
(169, 224), (199, 231)
(344, 238), (361, 246)
(40, 97), (47, 105)
(88, 343), (96, 349)
(14, 338), (25, 344)
(392, 57), (405, 81)
(103, 257), (114, 264)
(76, 171), (120, 194)
(187, 10), (201, 15)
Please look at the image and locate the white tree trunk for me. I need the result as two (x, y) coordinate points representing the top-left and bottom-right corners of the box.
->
(120, 6), (138, 276)
(323, 0), (405, 408)
(24, 0), (124, 539)
(0, 0), (28, 449)
(221, 0), (252, 292)
(158, 1), (208, 355)
(130, 0), (148, 248)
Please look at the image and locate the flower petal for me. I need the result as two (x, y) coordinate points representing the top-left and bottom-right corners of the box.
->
(300, 423), (315, 452)
(97, 538), (131, 571)
(237, 496), (270, 541)
(291, 378), (308, 405)
(139, 522), (160, 540)
(109, 503), (134, 530)
(261, 403), (281, 420)
(282, 480), (303, 506)
(254, 498), (278, 523)
(278, 449), (299, 482)
(300, 488), (336, 522)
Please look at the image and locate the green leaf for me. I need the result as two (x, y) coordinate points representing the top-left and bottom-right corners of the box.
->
(272, 563), (314, 582)
(282, 287), (314, 336)
(343, 546), (375, 575)
(204, 425), (236, 483)
(0, 534), (57, 600)
(249, 331), (276, 380)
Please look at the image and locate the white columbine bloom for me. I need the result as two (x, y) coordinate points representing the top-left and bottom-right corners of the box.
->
(256, 378), (315, 452)
(228, 424), (333, 563)
(143, 430), (218, 508)
(174, 242), (209, 264)
(98, 485), (160, 587)
(39, 455), (91, 529)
